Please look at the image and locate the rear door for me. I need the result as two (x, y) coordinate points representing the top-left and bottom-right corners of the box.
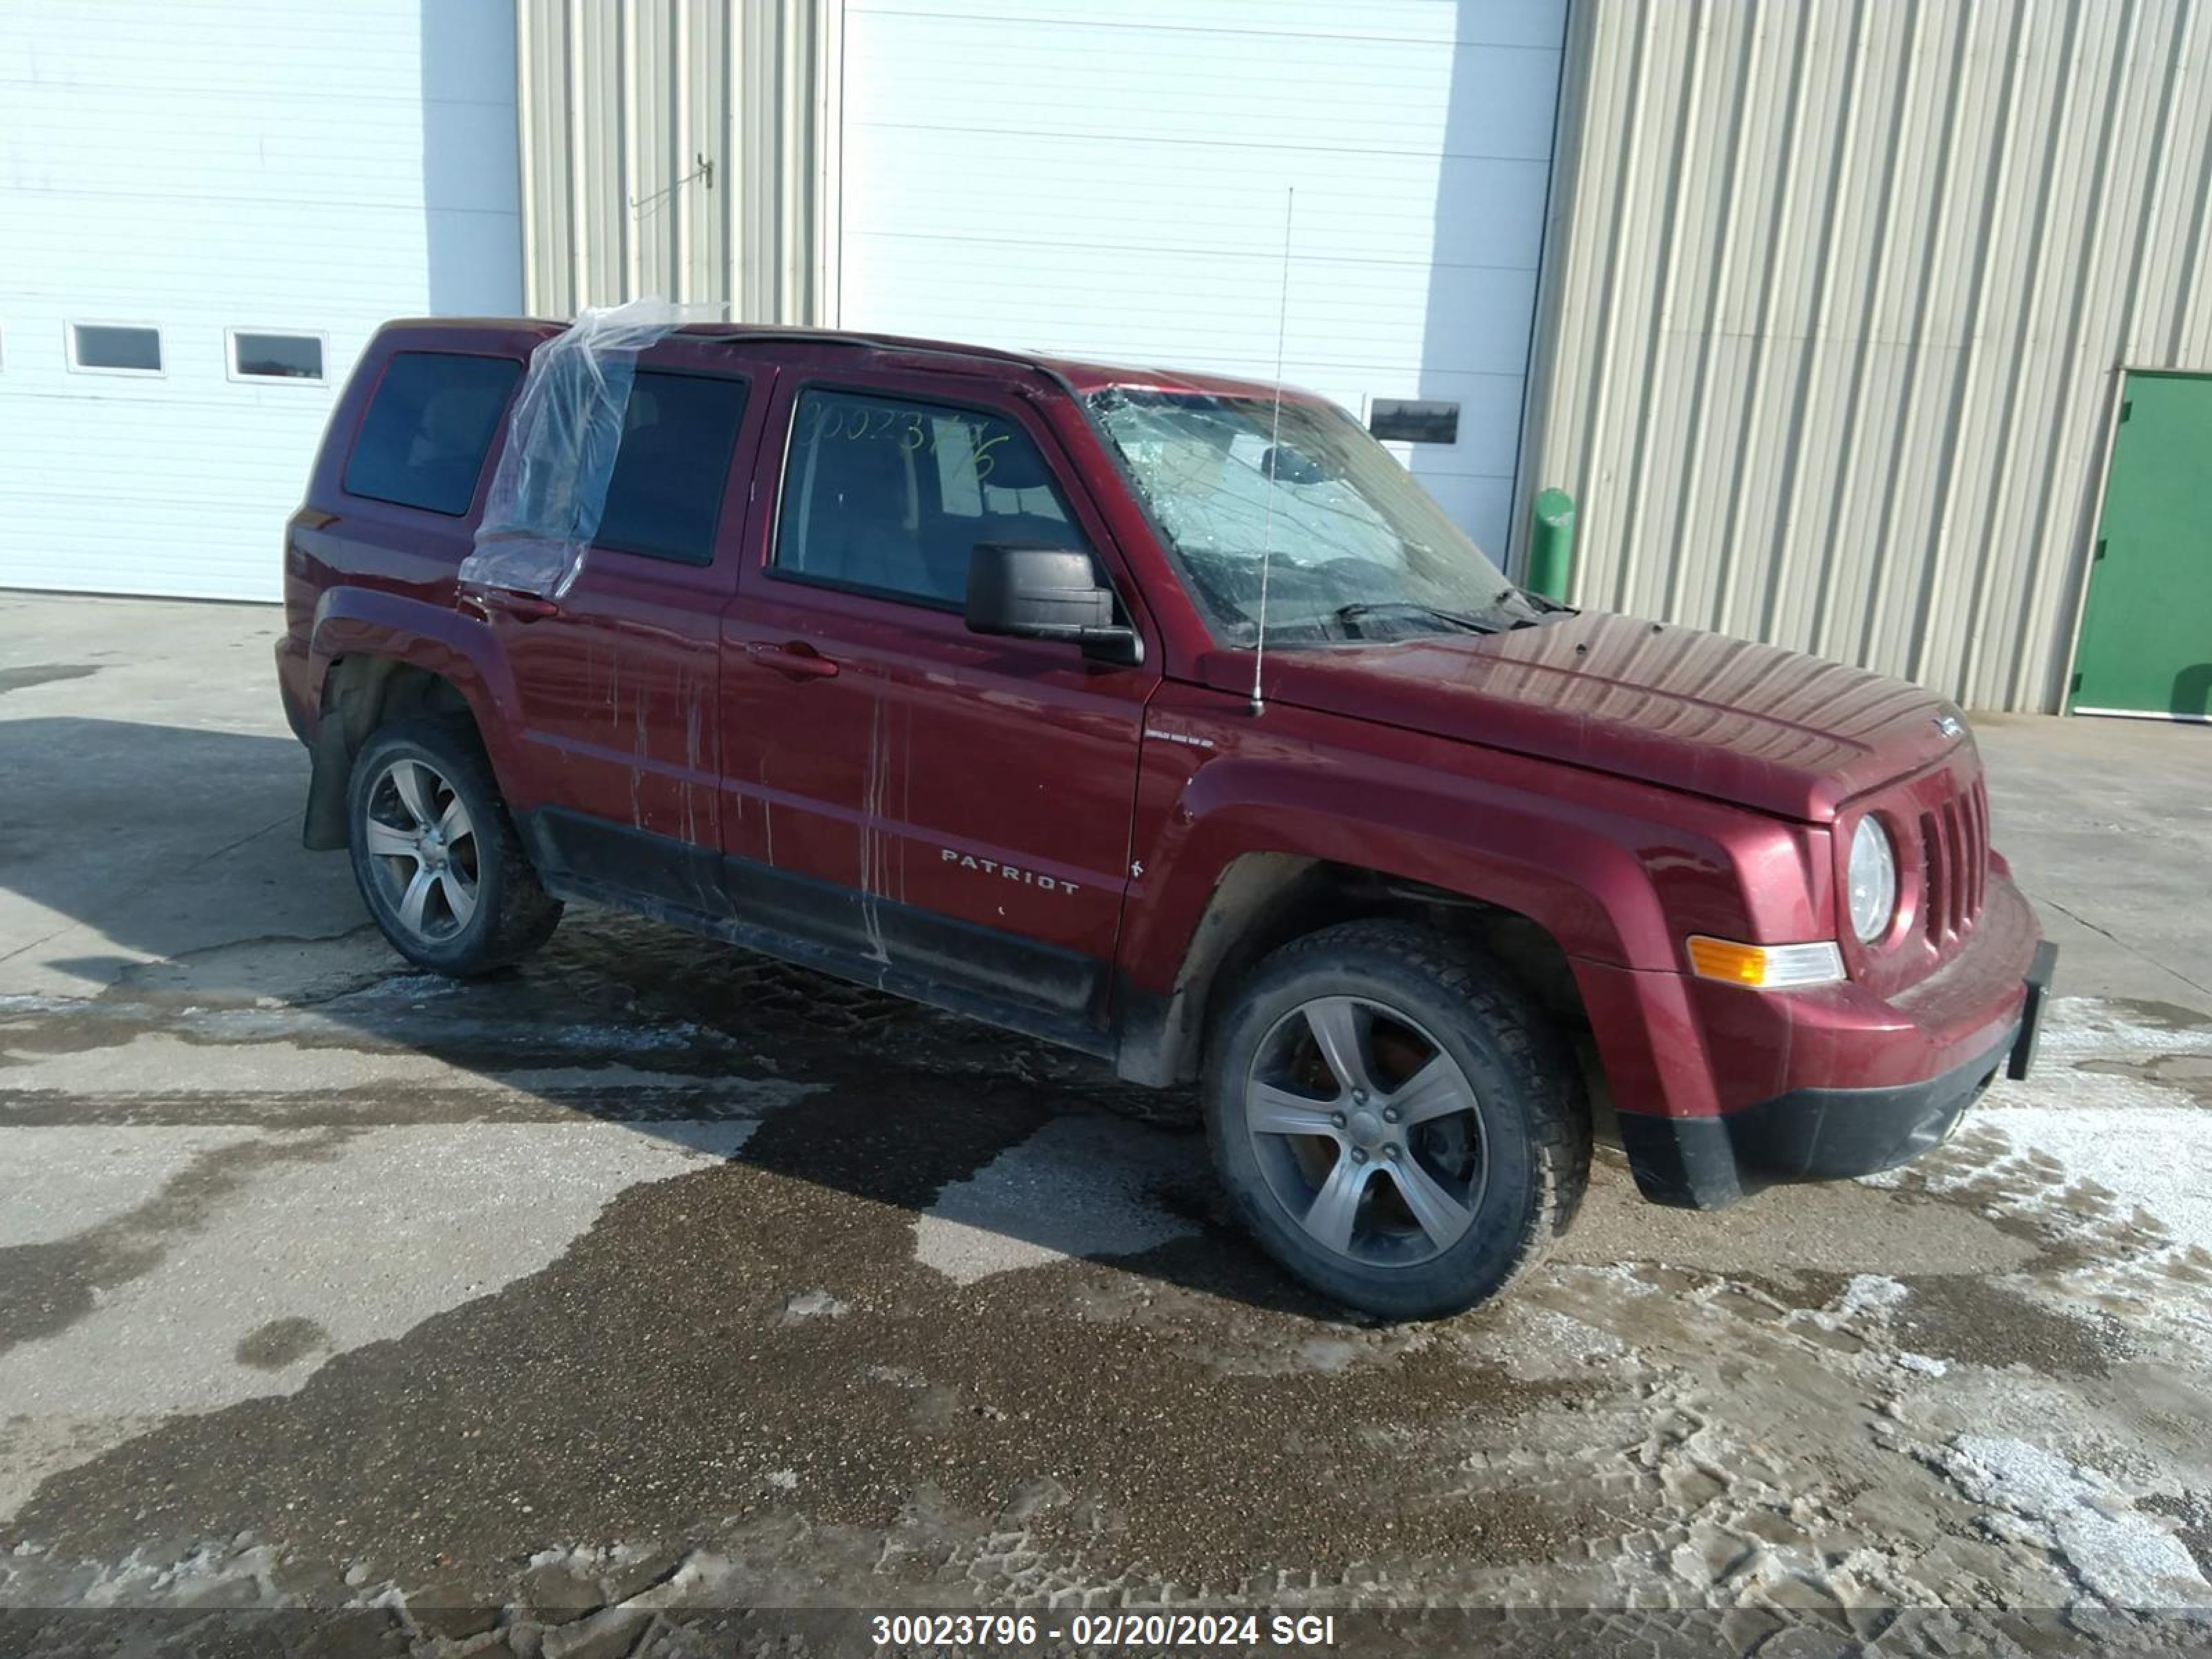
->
(471, 336), (769, 910)
(719, 365), (1158, 1039)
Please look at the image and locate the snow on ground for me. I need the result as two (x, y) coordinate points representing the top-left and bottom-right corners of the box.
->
(1974, 997), (2212, 1250)
(1974, 1103), (2212, 1250)
(1936, 1435), (2209, 1607)
(1868, 997), (2212, 1251)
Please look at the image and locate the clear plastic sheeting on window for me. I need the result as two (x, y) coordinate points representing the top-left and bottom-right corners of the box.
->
(458, 299), (707, 599)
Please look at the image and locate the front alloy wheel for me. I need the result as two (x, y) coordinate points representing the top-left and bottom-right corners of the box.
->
(1244, 996), (1487, 1266)
(1205, 920), (1590, 1320)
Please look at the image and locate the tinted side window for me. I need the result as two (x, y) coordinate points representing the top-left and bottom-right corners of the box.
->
(344, 351), (522, 516)
(774, 388), (1082, 607)
(594, 371), (749, 564)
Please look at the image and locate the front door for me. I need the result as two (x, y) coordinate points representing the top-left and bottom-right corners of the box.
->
(2072, 371), (2212, 720)
(719, 371), (1158, 1041)
(469, 344), (765, 906)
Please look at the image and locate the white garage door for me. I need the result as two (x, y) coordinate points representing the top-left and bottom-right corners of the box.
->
(838, 0), (1566, 561)
(0, 1), (522, 603)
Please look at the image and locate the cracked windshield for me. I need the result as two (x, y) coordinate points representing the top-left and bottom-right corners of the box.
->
(1087, 387), (1551, 646)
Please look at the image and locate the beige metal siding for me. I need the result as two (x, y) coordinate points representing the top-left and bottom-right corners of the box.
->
(516, 0), (838, 324)
(1523, 0), (2212, 712)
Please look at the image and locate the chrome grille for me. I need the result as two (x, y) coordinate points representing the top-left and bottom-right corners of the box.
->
(1919, 778), (1989, 944)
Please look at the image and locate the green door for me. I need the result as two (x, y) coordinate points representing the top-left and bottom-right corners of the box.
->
(2072, 372), (2212, 719)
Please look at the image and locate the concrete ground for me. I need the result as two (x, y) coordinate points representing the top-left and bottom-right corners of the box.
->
(1, 592), (2209, 1651)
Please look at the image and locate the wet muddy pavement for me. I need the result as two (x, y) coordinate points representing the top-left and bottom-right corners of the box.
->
(1, 599), (2209, 1654)
(6, 919), (2211, 1651)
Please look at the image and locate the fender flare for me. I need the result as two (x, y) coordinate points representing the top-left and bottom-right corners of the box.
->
(300, 589), (526, 847)
(1110, 754), (1683, 1086)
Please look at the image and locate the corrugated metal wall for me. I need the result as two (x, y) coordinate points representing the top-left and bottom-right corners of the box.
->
(1521, 0), (2212, 712)
(516, 0), (838, 325)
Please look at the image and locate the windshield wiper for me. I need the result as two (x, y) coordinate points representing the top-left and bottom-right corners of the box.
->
(1332, 601), (1504, 636)
(1508, 586), (1578, 621)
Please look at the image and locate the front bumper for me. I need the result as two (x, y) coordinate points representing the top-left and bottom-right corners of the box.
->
(1617, 937), (2056, 1208)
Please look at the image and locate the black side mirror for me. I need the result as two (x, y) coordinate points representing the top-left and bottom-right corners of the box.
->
(965, 542), (1143, 666)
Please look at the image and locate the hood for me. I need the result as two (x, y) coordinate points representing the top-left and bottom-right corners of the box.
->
(1200, 612), (1965, 822)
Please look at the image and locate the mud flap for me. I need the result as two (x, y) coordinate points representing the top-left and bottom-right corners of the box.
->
(301, 716), (353, 851)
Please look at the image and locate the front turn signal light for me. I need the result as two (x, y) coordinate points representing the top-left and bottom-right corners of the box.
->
(1686, 935), (1846, 990)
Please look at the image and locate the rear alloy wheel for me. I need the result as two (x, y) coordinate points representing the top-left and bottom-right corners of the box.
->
(345, 718), (561, 975)
(361, 756), (481, 944)
(1206, 920), (1589, 1320)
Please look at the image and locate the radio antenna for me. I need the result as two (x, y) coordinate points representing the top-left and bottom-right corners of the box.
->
(1248, 185), (1294, 718)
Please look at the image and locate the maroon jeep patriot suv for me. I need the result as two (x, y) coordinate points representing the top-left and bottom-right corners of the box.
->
(279, 319), (2054, 1319)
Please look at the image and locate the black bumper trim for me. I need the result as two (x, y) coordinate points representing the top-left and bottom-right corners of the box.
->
(2008, 939), (2059, 1080)
(1618, 1020), (2021, 1210)
(1621, 941), (2059, 1210)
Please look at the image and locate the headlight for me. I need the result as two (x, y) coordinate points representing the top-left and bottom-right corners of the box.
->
(1847, 816), (1897, 943)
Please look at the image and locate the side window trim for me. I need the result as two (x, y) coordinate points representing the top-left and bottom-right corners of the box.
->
(765, 378), (1093, 616)
(588, 365), (751, 568)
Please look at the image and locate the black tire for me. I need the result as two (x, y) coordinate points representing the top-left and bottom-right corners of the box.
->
(345, 717), (562, 976)
(1204, 919), (1591, 1320)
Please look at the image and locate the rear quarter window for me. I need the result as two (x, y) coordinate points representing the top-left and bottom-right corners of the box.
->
(344, 350), (523, 516)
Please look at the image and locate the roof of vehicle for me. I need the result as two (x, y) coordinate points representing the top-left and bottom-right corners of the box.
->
(379, 317), (1313, 403)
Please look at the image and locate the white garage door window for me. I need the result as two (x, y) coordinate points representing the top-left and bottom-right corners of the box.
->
(838, 0), (1566, 561)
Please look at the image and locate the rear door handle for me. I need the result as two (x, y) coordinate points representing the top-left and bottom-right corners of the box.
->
(745, 641), (841, 680)
(466, 587), (561, 622)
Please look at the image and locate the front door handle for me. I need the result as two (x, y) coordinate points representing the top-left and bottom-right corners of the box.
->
(746, 641), (841, 680)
